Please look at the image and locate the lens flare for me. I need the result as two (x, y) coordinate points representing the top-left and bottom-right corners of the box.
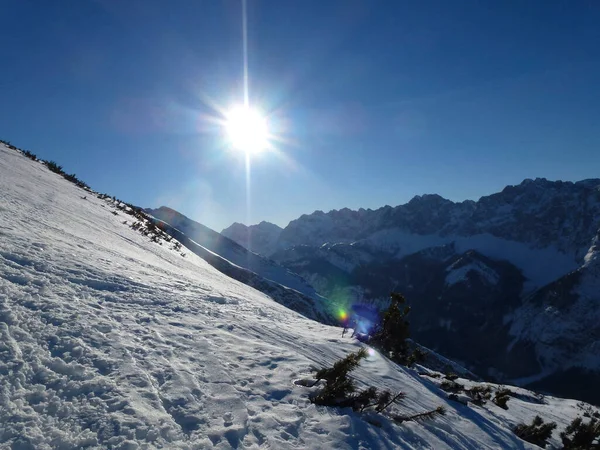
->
(225, 105), (269, 155)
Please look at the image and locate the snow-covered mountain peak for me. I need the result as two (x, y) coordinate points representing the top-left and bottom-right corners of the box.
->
(583, 229), (600, 271)
(445, 251), (501, 287)
(265, 177), (600, 259)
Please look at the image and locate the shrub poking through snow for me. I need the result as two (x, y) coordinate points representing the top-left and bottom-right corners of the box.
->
(493, 387), (511, 409)
(45, 160), (64, 175)
(22, 149), (37, 160)
(514, 415), (557, 447)
(440, 380), (464, 393)
(310, 348), (403, 413)
(447, 393), (469, 405)
(308, 348), (446, 426)
(466, 384), (492, 405)
(62, 172), (90, 190)
(419, 371), (441, 378)
(403, 346), (428, 366)
(560, 416), (600, 449)
(311, 347), (366, 406)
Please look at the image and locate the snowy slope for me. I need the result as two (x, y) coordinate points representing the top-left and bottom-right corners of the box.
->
(1, 143), (598, 449)
(148, 216), (333, 324)
(445, 258), (500, 287)
(506, 229), (600, 398)
(146, 207), (321, 303)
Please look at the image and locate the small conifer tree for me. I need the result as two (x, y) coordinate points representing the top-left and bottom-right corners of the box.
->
(560, 416), (600, 449)
(312, 348), (367, 406)
(310, 348), (403, 413)
(370, 292), (411, 361)
(514, 415), (557, 447)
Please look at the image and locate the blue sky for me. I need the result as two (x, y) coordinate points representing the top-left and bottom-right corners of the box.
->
(1, 0), (599, 231)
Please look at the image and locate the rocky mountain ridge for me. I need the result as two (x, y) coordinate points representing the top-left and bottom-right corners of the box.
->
(276, 178), (600, 257)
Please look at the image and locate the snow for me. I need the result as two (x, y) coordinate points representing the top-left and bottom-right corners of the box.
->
(445, 260), (500, 287)
(506, 235), (600, 375)
(146, 207), (322, 304)
(363, 229), (578, 290)
(583, 231), (599, 269)
(1, 143), (598, 449)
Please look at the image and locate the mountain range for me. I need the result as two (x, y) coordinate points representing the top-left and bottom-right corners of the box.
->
(222, 178), (600, 404)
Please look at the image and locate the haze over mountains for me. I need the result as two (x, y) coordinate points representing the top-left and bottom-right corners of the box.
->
(221, 178), (600, 404)
(222, 221), (283, 257)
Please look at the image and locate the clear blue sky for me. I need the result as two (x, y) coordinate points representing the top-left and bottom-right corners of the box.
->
(1, 0), (599, 231)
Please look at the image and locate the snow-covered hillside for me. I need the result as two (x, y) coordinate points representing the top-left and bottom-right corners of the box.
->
(1, 143), (598, 449)
(144, 207), (331, 323)
(145, 208), (319, 303)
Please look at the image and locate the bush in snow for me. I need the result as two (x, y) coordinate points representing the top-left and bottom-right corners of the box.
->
(310, 348), (403, 413)
(45, 160), (64, 175)
(42, 160), (90, 190)
(580, 403), (600, 420)
(440, 380), (464, 393)
(0, 138), (16, 149)
(560, 416), (600, 449)
(465, 384), (492, 405)
(308, 347), (446, 427)
(513, 415), (556, 447)
(62, 172), (90, 190)
(22, 149), (37, 160)
(493, 388), (511, 409)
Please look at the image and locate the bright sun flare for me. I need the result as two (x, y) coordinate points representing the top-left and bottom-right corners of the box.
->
(225, 106), (269, 154)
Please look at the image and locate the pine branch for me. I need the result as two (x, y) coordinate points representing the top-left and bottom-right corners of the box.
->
(393, 406), (446, 423)
(376, 392), (406, 413)
(307, 377), (322, 388)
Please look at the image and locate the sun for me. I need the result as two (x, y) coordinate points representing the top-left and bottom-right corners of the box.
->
(224, 105), (269, 154)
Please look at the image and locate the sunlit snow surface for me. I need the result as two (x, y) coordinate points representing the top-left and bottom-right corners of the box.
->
(0, 143), (597, 449)
(445, 259), (500, 287)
